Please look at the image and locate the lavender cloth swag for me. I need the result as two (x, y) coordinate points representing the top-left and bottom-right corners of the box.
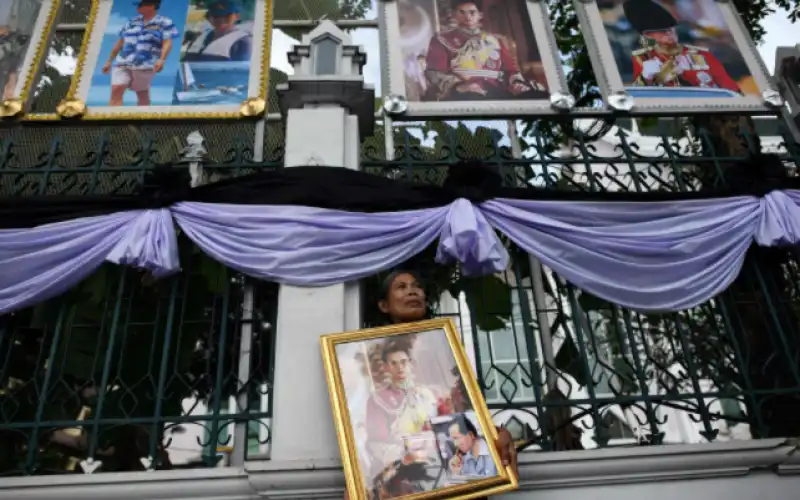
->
(3, 192), (800, 315)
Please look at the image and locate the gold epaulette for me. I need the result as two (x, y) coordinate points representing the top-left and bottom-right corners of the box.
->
(632, 47), (652, 57)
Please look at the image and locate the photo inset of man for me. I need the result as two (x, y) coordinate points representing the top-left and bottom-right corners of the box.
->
(424, 0), (545, 101)
(183, 1), (252, 62)
(447, 416), (497, 478)
(101, 0), (179, 106)
(624, 0), (740, 93)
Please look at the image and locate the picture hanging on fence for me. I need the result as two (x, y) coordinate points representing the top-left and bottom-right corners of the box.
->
(378, 0), (570, 118)
(575, 0), (780, 114)
(49, 0), (272, 120)
(0, 0), (62, 118)
(321, 318), (518, 500)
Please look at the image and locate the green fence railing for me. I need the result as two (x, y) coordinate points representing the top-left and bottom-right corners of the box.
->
(0, 243), (277, 476)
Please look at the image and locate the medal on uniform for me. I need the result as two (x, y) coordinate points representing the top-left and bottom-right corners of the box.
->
(696, 71), (712, 87)
(675, 55), (691, 71)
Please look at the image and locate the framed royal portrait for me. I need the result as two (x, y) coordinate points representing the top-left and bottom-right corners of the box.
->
(575, 0), (781, 114)
(0, 0), (63, 118)
(41, 0), (272, 120)
(378, 0), (571, 119)
(321, 318), (518, 500)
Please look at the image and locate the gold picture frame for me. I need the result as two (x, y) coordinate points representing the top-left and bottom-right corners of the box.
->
(0, 0), (63, 119)
(26, 0), (273, 121)
(321, 318), (518, 500)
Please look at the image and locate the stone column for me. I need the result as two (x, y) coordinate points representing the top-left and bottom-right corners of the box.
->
(268, 21), (375, 463)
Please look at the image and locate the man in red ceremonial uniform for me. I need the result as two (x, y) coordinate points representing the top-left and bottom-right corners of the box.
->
(364, 340), (439, 474)
(424, 0), (546, 101)
(623, 0), (740, 93)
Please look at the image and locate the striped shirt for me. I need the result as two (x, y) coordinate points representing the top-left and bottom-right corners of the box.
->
(115, 14), (178, 70)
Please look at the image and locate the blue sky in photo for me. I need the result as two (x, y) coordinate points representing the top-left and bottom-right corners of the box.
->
(87, 0), (190, 107)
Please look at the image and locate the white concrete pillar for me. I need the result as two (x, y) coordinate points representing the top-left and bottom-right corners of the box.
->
(269, 21), (374, 463)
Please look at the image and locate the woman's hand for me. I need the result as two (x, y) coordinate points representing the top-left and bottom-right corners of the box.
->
(495, 426), (518, 477)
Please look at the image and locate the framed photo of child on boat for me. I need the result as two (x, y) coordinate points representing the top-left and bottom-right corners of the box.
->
(321, 318), (518, 500)
(46, 0), (272, 120)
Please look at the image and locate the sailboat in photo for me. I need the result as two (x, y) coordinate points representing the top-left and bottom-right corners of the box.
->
(176, 62), (223, 103)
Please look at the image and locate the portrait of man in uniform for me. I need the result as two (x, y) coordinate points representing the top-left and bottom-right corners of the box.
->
(424, 0), (545, 101)
(624, 0), (739, 92)
(394, 0), (550, 103)
(595, 0), (760, 99)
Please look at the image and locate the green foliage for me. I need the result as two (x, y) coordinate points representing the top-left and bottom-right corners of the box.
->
(274, 0), (372, 38)
(449, 274), (513, 332)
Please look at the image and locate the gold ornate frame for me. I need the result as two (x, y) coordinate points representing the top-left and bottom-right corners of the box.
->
(25, 0), (273, 121)
(320, 318), (518, 500)
(0, 0), (63, 118)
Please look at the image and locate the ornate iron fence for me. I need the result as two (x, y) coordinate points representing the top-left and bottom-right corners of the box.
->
(0, 243), (277, 475)
(362, 116), (800, 451)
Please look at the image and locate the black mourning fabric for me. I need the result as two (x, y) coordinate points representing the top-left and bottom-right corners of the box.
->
(1, 155), (797, 229)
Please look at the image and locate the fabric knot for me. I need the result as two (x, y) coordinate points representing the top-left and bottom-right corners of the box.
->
(436, 199), (509, 275)
(106, 209), (180, 278)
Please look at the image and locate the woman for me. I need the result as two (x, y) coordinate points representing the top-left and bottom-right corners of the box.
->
(347, 270), (519, 499)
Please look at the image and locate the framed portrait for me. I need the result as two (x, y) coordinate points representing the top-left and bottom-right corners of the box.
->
(378, 0), (570, 119)
(575, 0), (781, 114)
(321, 318), (518, 500)
(45, 0), (271, 120)
(0, 0), (63, 118)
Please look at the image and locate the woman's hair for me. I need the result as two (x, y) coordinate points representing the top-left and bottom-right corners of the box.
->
(378, 269), (424, 302)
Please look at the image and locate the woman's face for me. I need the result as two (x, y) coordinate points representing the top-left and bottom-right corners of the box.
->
(379, 273), (427, 323)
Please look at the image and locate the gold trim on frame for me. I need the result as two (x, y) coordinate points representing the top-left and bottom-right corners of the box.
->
(28, 0), (273, 121)
(55, 97), (86, 118)
(2, 0), (62, 119)
(320, 318), (519, 500)
(0, 98), (25, 118)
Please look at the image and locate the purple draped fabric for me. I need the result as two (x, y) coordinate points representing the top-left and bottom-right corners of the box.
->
(171, 200), (507, 286)
(437, 199), (508, 276)
(8, 190), (800, 316)
(481, 197), (761, 311)
(0, 210), (180, 315)
(106, 208), (179, 277)
(762, 191), (800, 246)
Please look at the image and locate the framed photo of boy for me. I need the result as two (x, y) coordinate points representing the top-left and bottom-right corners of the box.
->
(575, 0), (781, 115)
(0, 0), (62, 118)
(321, 318), (518, 500)
(46, 0), (272, 120)
(378, 0), (570, 119)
